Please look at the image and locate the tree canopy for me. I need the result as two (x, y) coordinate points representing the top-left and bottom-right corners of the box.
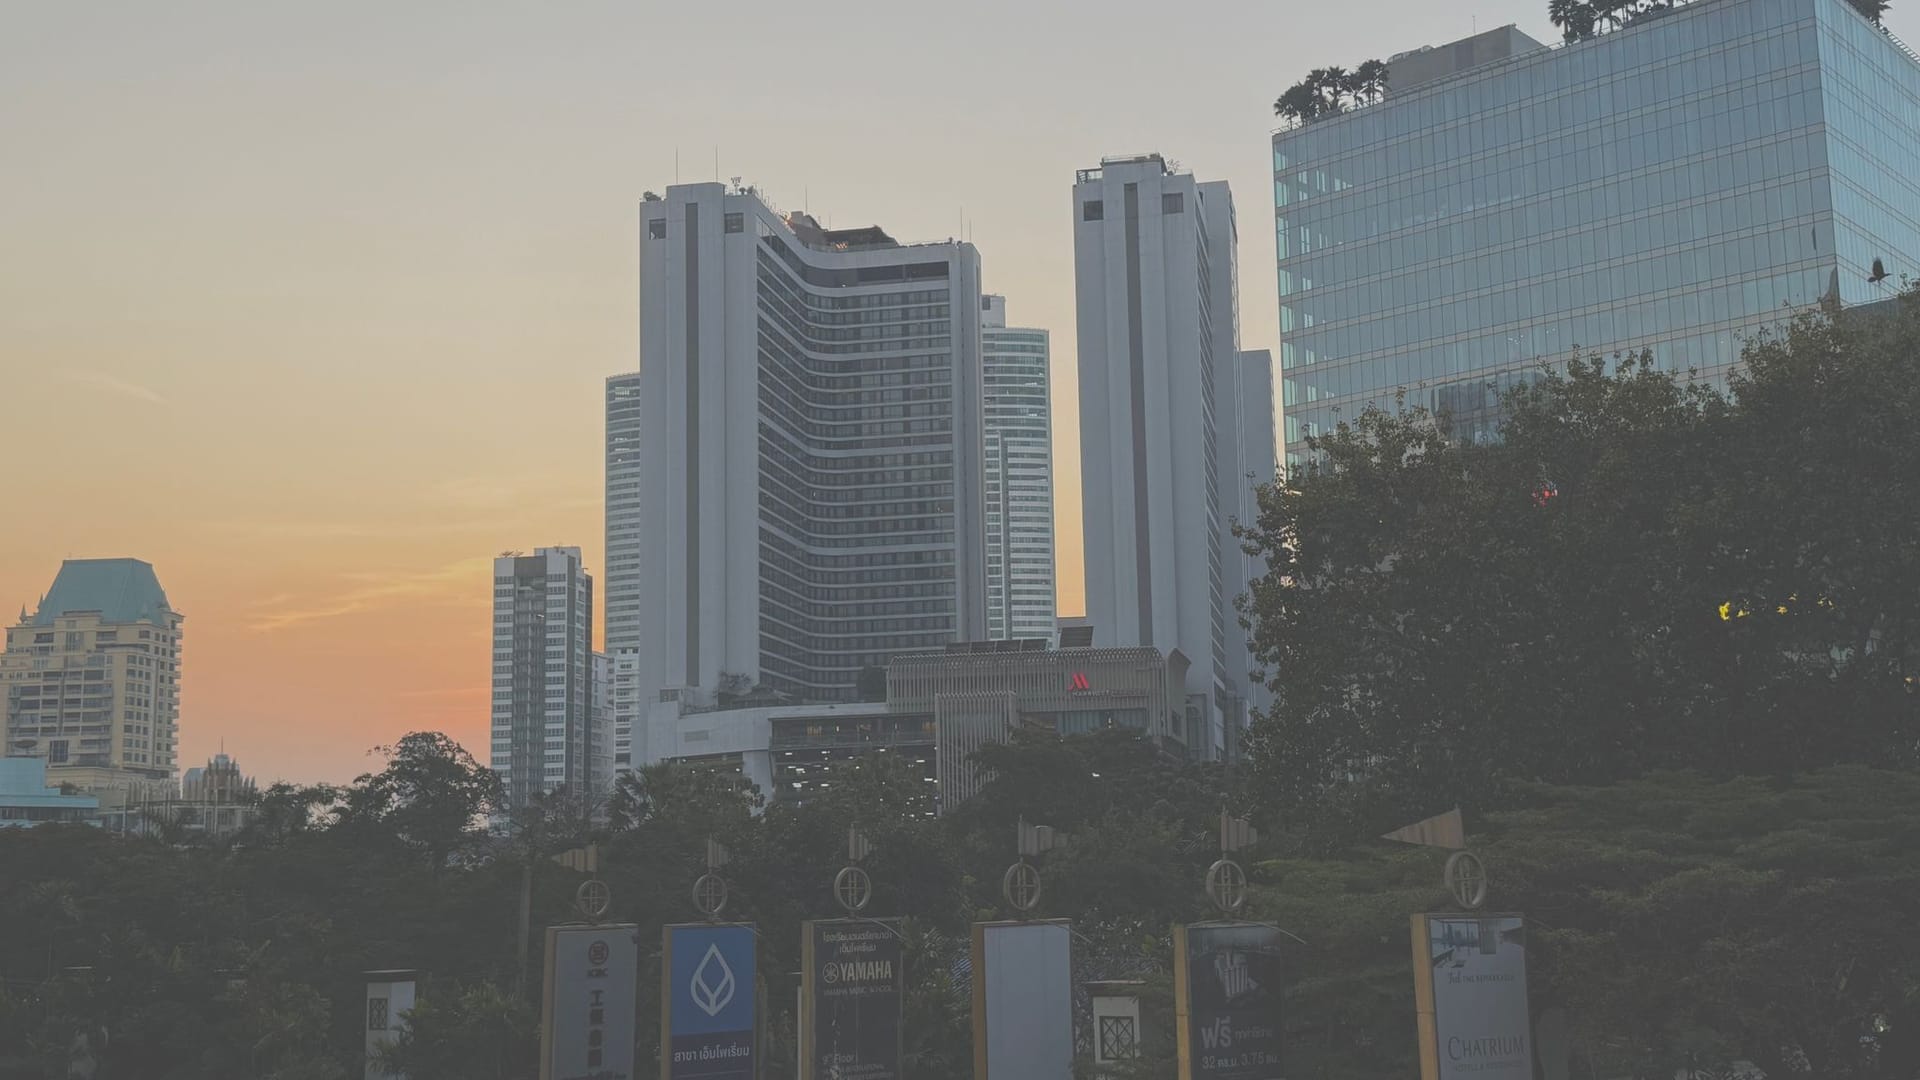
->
(1550, 0), (1887, 42)
(1238, 295), (1920, 839)
(1274, 61), (1389, 124)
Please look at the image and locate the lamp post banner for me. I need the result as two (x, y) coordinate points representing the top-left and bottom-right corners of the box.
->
(802, 919), (904, 1080)
(540, 924), (639, 1080)
(1174, 923), (1284, 1080)
(1412, 914), (1531, 1080)
(661, 923), (757, 1080)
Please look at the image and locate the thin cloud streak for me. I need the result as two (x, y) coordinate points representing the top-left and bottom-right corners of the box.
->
(60, 369), (168, 405)
(250, 556), (493, 632)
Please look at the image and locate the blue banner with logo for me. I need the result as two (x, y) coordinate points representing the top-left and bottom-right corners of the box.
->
(663, 923), (756, 1080)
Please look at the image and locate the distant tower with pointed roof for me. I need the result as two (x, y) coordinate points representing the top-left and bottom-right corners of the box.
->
(3, 558), (184, 795)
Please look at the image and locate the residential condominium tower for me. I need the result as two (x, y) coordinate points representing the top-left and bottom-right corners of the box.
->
(1073, 154), (1272, 760)
(2, 558), (183, 795)
(979, 294), (1057, 643)
(1273, 0), (1920, 465)
(625, 182), (987, 727)
(490, 547), (595, 808)
(603, 372), (642, 773)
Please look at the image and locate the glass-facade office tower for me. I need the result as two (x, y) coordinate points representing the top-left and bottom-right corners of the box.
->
(979, 294), (1057, 643)
(628, 183), (986, 716)
(490, 546), (595, 808)
(1273, 0), (1920, 465)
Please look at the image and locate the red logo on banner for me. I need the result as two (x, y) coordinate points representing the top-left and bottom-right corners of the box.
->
(1068, 672), (1091, 691)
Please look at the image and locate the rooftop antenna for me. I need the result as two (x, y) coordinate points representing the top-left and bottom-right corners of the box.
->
(675, 147), (680, 184)
(713, 146), (719, 182)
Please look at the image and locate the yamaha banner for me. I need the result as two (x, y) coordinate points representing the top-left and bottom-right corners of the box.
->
(801, 919), (904, 1080)
(662, 923), (757, 1080)
(1174, 923), (1285, 1080)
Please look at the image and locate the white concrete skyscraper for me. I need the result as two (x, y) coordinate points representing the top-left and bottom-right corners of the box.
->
(603, 372), (642, 773)
(624, 182), (986, 729)
(1072, 154), (1261, 760)
(979, 295), (1056, 642)
(490, 546), (595, 808)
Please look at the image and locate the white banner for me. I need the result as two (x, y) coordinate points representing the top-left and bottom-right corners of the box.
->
(1418, 915), (1530, 1080)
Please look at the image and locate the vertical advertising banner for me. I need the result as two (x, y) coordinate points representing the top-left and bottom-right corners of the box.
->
(970, 920), (1074, 1080)
(1411, 915), (1531, 1080)
(1174, 923), (1284, 1080)
(541, 925), (639, 1080)
(662, 924), (757, 1080)
(801, 919), (904, 1080)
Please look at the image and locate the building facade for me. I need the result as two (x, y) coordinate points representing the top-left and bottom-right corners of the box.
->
(1231, 349), (1277, 725)
(979, 294), (1057, 643)
(1273, 0), (1920, 464)
(0, 757), (99, 828)
(632, 642), (1191, 816)
(625, 182), (987, 720)
(604, 372), (644, 775)
(490, 547), (595, 808)
(1073, 154), (1259, 760)
(591, 650), (613, 795)
(890, 642), (1194, 807)
(2, 558), (182, 794)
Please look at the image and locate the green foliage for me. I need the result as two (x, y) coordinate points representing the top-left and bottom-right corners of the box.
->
(373, 980), (537, 1080)
(10, 727), (1920, 1077)
(1274, 61), (1388, 123)
(1551, 0), (1886, 41)
(1239, 296), (1920, 839)
(1257, 768), (1920, 1078)
(336, 731), (504, 872)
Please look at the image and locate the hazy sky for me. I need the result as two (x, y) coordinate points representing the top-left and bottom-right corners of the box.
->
(10, 0), (1910, 783)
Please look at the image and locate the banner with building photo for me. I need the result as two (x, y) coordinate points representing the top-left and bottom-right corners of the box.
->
(1411, 914), (1531, 1080)
(540, 924), (639, 1080)
(801, 919), (904, 1080)
(662, 923), (757, 1080)
(1174, 923), (1285, 1080)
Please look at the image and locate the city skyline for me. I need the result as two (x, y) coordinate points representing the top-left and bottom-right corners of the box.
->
(12, 0), (1917, 784)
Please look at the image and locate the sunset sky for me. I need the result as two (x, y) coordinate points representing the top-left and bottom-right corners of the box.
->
(11, 1), (1907, 784)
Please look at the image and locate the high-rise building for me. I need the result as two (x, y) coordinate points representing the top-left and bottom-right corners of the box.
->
(603, 372), (643, 774)
(625, 181), (987, 723)
(591, 651), (613, 794)
(1273, 0), (1920, 466)
(1072, 154), (1252, 760)
(2, 558), (182, 794)
(489, 547), (595, 808)
(1230, 348), (1278, 725)
(979, 294), (1057, 643)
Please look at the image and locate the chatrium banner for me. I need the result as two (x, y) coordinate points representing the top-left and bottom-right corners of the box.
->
(540, 924), (639, 1080)
(662, 923), (757, 1080)
(1411, 914), (1532, 1080)
(1173, 923), (1285, 1080)
(801, 919), (904, 1080)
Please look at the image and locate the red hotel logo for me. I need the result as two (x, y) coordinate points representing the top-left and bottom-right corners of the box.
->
(1068, 672), (1091, 692)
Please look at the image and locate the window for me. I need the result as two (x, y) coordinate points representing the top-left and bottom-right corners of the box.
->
(648, 219), (667, 239)
(1162, 192), (1184, 214)
(724, 212), (744, 233)
(368, 997), (389, 1031)
(1083, 200), (1104, 221)
(1099, 1016), (1137, 1060)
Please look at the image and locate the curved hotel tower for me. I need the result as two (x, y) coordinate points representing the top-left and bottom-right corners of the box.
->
(613, 183), (986, 738)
